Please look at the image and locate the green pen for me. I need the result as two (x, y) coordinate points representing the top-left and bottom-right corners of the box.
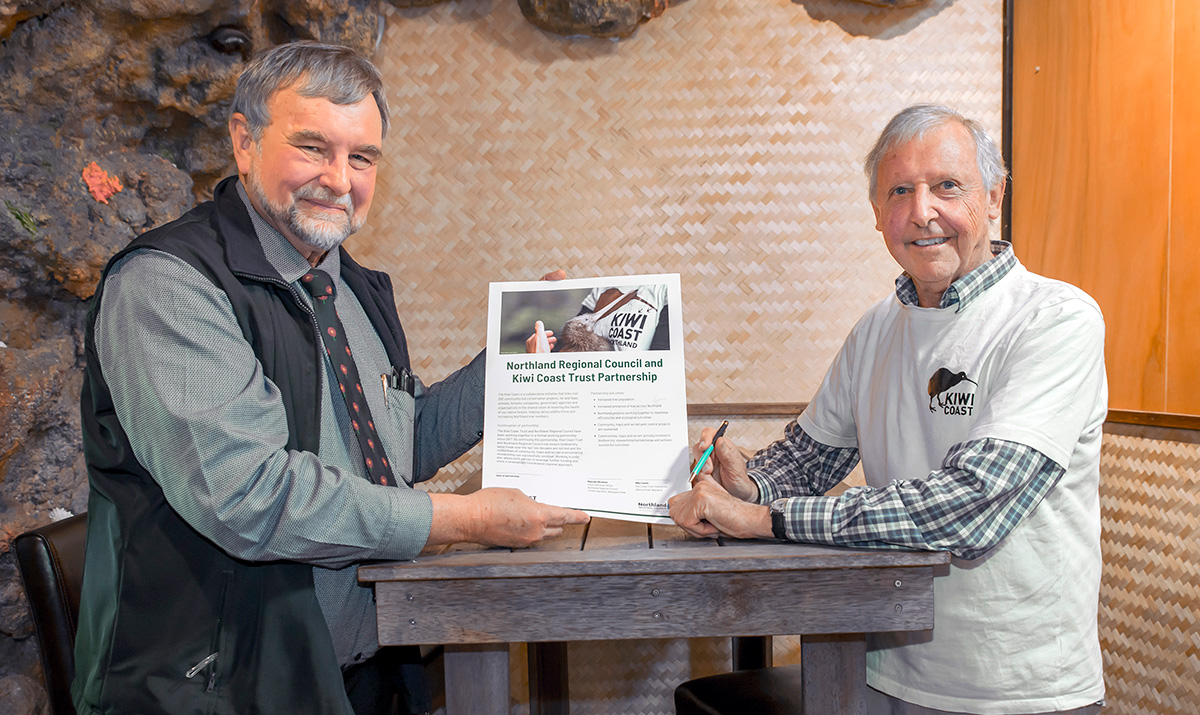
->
(690, 420), (729, 479)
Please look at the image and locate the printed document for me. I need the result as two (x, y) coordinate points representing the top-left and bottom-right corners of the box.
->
(483, 274), (690, 523)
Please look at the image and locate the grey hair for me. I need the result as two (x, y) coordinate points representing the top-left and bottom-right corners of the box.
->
(231, 40), (389, 141)
(864, 103), (1006, 203)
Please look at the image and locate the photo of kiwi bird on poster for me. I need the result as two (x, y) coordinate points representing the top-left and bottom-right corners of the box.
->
(498, 282), (671, 355)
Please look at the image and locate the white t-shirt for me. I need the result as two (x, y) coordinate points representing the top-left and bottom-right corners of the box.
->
(799, 261), (1107, 713)
(580, 284), (669, 351)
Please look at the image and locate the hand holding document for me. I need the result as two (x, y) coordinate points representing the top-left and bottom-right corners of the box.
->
(483, 274), (690, 523)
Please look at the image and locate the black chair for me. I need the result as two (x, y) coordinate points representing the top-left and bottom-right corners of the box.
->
(674, 664), (805, 714)
(675, 634), (864, 714)
(14, 512), (87, 715)
(674, 635), (797, 714)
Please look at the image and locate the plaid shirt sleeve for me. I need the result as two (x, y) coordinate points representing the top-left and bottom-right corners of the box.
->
(748, 425), (1065, 561)
(747, 419), (861, 501)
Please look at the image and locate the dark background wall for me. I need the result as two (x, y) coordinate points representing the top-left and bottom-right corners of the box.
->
(0, 1), (385, 706)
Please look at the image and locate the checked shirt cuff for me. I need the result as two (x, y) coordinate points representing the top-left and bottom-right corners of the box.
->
(749, 470), (778, 504)
(751, 469), (839, 544)
(772, 495), (839, 543)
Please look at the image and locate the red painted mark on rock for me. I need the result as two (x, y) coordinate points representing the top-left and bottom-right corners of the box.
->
(82, 162), (123, 204)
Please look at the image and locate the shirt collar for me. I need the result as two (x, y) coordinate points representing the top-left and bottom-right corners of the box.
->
(235, 180), (342, 285)
(894, 240), (1015, 312)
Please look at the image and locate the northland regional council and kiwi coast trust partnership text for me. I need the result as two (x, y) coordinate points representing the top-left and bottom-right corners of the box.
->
(506, 356), (663, 384)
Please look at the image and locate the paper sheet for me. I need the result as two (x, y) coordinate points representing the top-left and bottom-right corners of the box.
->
(483, 274), (690, 523)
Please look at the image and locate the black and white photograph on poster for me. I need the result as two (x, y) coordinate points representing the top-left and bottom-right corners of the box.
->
(484, 274), (689, 523)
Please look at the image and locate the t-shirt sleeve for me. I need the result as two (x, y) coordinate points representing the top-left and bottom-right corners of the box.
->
(967, 294), (1106, 468)
(797, 322), (864, 450)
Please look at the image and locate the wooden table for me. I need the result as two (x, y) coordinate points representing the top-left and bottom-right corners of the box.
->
(359, 519), (949, 715)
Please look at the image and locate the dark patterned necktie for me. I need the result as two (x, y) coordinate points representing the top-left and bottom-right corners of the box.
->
(300, 269), (397, 487)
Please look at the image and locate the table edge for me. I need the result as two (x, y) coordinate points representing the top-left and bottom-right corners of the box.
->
(359, 544), (950, 582)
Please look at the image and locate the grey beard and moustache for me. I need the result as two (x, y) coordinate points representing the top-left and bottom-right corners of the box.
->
(246, 171), (363, 252)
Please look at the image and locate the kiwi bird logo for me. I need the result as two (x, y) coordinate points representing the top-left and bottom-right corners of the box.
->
(928, 368), (977, 412)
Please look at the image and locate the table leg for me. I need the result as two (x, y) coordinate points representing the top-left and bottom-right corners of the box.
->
(528, 641), (569, 715)
(731, 635), (773, 671)
(800, 633), (866, 715)
(444, 643), (510, 715)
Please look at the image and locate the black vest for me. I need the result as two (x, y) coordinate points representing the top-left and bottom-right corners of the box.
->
(74, 178), (411, 714)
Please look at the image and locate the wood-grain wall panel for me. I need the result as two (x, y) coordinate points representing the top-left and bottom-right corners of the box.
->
(1012, 0), (1172, 411)
(1168, 1), (1200, 415)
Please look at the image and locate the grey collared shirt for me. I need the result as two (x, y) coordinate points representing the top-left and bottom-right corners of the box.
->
(94, 183), (479, 666)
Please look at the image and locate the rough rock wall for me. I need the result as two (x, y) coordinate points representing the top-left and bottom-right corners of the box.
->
(0, 0), (382, 706)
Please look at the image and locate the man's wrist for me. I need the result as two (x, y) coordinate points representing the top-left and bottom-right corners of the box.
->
(744, 470), (765, 504)
(731, 502), (775, 540)
(769, 498), (788, 541)
(428, 492), (478, 546)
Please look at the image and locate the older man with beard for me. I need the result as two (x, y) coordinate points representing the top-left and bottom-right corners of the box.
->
(74, 41), (587, 715)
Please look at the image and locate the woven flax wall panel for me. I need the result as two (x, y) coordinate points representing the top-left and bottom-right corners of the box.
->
(361, 0), (1003, 712)
(358, 0), (1002, 411)
(1098, 424), (1200, 715)
(367, 0), (1002, 500)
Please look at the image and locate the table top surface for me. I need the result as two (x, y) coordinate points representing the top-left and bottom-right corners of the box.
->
(359, 518), (949, 582)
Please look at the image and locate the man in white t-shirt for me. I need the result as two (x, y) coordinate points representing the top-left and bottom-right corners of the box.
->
(526, 284), (671, 353)
(669, 104), (1107, 715)
(574, 284), (670, 351)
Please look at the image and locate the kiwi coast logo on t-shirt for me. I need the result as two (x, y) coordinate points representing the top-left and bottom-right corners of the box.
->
(928, 367), (978, 416)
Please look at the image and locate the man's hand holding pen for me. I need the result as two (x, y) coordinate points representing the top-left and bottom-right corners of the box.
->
(669, 422), (772, 540)
(688, 420), (726, 486)
(687, 422), (758, 502)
